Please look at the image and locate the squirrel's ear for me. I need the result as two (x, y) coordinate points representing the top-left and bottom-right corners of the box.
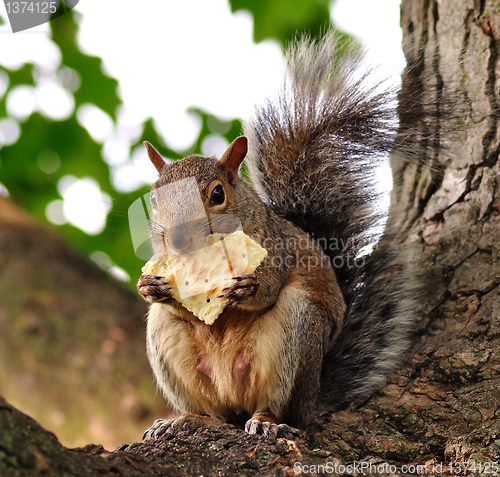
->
(219, 136), (248, 186)
(144, 141), (167, 173)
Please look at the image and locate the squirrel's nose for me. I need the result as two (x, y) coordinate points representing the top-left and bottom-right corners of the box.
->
(166, 225), (192, 253)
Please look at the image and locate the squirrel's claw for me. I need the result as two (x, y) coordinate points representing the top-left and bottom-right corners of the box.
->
(142, 417), (176, 439)
(137, 274), (172, 303)
(218, 273), (259, 306)
(143, 414), (224, 440)
(245, 418), (300, 440)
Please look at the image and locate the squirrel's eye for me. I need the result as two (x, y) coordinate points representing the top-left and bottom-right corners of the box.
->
(210, 184), (225, 206)
(150, 191), (157, 208)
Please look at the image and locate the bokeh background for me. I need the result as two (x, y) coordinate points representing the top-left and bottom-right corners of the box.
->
(0, 0), (403, 449)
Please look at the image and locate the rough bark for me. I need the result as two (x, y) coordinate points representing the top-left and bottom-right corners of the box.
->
(316, 0), (500, 469)
(1, 1), (500, 475)
(1, 393), (312, 477)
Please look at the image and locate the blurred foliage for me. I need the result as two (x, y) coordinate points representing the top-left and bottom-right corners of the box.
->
(229, 0), (333, 44)
(0, 11), (243, 288)
(51, 10), (120, 121)
(0, 3), (351, 290)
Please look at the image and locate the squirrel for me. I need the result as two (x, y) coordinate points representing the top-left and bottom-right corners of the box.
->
(137, 33), (425, 440)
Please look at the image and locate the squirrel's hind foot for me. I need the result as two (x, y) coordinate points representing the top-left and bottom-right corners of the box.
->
(142, 414), (224, 439)
(245, 417), (300, 440)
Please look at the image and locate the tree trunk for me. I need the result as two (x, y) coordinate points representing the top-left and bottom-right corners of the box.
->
(1, 0), (500, 474)
(325, 0), (500, 468)
(309, 0), (500, 468)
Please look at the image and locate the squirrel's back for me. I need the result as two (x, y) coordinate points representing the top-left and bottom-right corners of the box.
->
(244, 34), (420, 409)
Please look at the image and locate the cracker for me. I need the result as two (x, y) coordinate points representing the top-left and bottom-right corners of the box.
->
(142, 231), (267, 324)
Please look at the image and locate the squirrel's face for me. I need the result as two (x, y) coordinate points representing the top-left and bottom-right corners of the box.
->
(144, 137), (248, 255)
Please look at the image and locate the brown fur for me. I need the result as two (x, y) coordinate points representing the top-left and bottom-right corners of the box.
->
(140, 142), (345, 430)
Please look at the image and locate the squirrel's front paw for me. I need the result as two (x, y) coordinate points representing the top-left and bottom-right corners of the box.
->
(142, 414), (224, 439)
(218, 273), (259, 306)
(137, 274), (172, 303)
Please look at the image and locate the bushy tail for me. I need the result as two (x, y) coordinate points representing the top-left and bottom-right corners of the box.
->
(244, 33), (422, 408)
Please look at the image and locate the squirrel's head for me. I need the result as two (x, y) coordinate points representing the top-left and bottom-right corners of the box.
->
(144, 137), (248, 254)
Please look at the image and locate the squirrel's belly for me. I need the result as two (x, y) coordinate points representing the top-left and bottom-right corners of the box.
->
(146, 303), (275, 417)
(193, 351), (265, 417)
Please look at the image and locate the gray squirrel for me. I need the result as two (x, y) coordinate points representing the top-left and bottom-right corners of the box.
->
(137, 33), (429, 439)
